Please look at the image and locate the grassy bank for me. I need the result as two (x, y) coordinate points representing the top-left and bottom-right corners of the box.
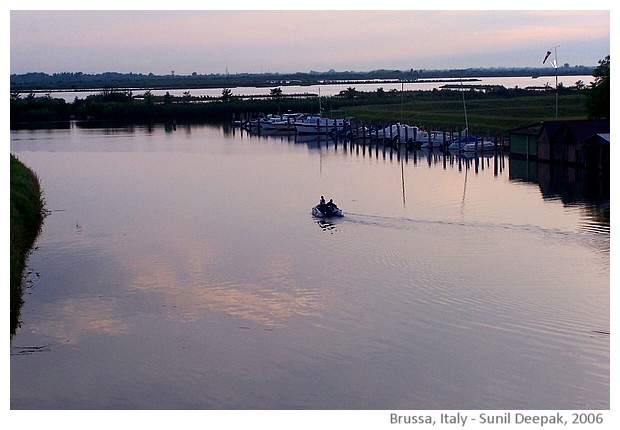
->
(344, 93), (588, 134)
(10, 154), (45, 335)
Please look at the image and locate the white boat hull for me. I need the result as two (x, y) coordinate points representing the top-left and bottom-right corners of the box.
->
(377, 123), (433, 144)
(461, 141), (497, 152)
(293, 116), (347, 134)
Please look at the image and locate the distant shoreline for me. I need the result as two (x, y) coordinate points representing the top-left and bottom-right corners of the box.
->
(10, 66), (594, 93)
(15, 79), (483, 94)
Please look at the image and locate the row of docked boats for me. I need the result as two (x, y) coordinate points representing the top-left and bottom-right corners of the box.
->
(351, 123), (498, 152)
(240, 114), (498, 152)
(242, 113), (350, 135)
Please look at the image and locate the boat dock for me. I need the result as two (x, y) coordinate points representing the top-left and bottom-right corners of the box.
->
(234, 113), (507, 153)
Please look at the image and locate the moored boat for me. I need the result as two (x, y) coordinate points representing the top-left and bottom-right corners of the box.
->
(376, 123), (432, 144)
(461, 140), (497, 152)
(426, 130), (454, 147)
(244, 114), (281, 131)
(447, 135), (477, 150)
(271, 113), (305, 132)
(293, 115), (348, 134)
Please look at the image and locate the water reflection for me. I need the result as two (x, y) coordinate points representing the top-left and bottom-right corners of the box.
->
(28, 296), (127, 343)
(241, 125), (608, 256)
(242, 126), (607, 219)
(10, 122), (609, 409)
(510, 158), (610, 244)
(316, 219), (338, 232)
(238, 125), (507, 173)
(510, 159), (609, 206)
(128, 252), (326, 327)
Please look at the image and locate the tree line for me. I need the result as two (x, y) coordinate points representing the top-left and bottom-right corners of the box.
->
(10, 65), (595, 92)
(10, 57), (609, 127)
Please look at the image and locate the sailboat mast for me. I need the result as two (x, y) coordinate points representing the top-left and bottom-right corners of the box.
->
(400, 80), (404, 123)
(461, 77), (469, 137)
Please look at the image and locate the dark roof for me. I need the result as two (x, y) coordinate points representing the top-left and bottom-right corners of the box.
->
(538, 120), (565, 139)
(540, 119), (610, 142)
(581, 133), (610, 146)
(508, 123), (542, 135)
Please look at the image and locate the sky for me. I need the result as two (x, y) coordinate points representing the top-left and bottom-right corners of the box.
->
(7, 4), (612, 76)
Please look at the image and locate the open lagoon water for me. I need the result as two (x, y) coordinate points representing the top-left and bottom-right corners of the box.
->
(39, 75), (594, 102)
(10, 122), (609, 410)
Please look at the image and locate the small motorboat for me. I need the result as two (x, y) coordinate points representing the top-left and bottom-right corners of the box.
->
(461, 140), (497, 152)
(312, 204), (344, 218)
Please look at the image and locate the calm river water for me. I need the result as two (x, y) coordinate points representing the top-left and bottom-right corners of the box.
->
(10, 122), (609, 410)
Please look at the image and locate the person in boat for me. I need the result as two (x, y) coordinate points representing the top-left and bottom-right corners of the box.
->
(318, 196), (328, 212)
(326, 199), (337, 209)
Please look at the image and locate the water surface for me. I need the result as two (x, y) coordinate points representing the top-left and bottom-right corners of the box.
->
(10, 122), (609, 409)
(39, 75), (594, 101)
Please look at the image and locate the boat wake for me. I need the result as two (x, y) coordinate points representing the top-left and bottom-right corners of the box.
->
(342, 212), (609, 251)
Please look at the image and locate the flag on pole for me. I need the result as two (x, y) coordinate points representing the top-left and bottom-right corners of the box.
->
(543, 50), (552, 64)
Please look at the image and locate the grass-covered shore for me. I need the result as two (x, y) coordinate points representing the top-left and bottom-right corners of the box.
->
(344, 93), (588, 132)
(10, 154), (46, 335)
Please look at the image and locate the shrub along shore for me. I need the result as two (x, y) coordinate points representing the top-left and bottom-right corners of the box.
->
(10, 154), (46, 335)
(11, 86), (591, 134)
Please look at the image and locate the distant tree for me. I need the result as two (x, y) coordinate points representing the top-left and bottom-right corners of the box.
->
(586, 55), (610, 118)
(10, 93), (70, 122)
(99, 88), (133, 103)
(143, 90), (153, 104)
(270, 87), (283, 99)
(575, 80), (585, 90)
(343, 87), (358, 99)
(163, 91), (172, 104)
(221, 88), (233, 102)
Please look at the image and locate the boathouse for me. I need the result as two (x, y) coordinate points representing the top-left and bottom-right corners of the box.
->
(509, 119), (610, 170)
(581, 133), (610, 171)
(508, 123), (541, 160)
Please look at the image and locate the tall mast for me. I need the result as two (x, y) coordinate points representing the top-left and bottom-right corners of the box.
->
(554, 46), (559, 118)
(461, 77), (468, 136)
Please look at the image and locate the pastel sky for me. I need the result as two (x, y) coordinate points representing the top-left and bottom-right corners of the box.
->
(8, 6), (612, 75)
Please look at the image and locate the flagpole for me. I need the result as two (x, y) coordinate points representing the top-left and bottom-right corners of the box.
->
(543, 46), (560, 118)
(554, 46), (559, 118)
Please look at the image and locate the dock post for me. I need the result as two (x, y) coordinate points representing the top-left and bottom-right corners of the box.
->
(427, 126), (432, 149)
